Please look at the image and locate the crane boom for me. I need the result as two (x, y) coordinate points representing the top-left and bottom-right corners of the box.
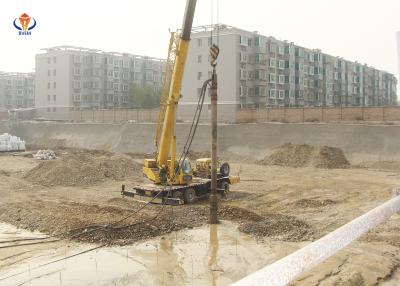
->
(126, 0), (240, 203)
(157, 0), (197, 168)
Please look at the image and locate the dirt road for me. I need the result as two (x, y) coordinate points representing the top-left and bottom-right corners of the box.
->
(0, 149), (399, 285)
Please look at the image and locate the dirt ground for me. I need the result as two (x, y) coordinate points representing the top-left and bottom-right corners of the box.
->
(0, 148), (400, 285)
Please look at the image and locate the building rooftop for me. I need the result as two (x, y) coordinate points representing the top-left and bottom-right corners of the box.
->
(0, 71), (34, 77)
(40, 45), (165, 62)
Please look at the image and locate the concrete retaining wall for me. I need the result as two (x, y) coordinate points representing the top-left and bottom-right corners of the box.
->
(1, 121), (400, 162)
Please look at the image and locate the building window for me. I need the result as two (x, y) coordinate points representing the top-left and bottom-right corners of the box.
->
(48, 70), (51, 76)
(269, 74), (276, 83)
(240, 86), (248, 96)
(240, 36), (248, 46)
(53, 94), (56, 101)
(114, 71), (119, 78)
(304, 65), (308, 75)
(53, 82), (56, 88)
(74, 68), (81, 75)
(269, 44), (276, 53)
(74, 55), (81, 63)
(123, 85), (128, 91)
(53, 69), (56, 76)
(269, 89), (276, 99)
(197, 39), (202, 47)
(197, 72), (202, 80)
(278, 90), (285, 99)
(240, 69), (247, 79)
(53, 56), (57, 63)
(278, 60), (285, 69)
(269, 59), (276, 68)
(113, 83), (119, 90)
(278, 46), (284, 55)
(47, 57), (51, 64)
(73, 81), (81, 89)
(197, 55), (202, 63)
(240, 52), (248, 63)
(278, 75), (285, 84)
(309, 66), (314, 75)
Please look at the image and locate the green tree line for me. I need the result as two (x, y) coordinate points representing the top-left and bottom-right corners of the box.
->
(129, 84), (160, 108)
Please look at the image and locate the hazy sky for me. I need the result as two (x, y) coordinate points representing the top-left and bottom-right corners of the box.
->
(1, 0), (400, 78)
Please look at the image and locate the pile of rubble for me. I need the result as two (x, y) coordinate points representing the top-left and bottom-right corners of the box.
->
(0, 133), (26, 152)
(259, 143), (350, 169)
(34, 150), (57, 160)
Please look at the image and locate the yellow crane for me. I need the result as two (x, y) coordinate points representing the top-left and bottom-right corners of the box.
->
(122, 0), (239, 204)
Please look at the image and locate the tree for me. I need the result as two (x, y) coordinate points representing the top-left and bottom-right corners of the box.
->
(129, 84), (160, 108)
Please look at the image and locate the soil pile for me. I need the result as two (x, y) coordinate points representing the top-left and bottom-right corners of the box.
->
(259, 143), (350, 168)
(356, 161), (400, 171)
(295, 198), (337, 208)
(187, 150), (211, 160)
(24, 150), (141, 187)
(238, 213), (314, 241)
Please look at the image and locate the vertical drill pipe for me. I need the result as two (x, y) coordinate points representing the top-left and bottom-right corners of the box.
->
(209, 72), (218, 224)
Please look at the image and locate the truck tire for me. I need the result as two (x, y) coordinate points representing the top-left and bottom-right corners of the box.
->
(184, 188), (197, 204)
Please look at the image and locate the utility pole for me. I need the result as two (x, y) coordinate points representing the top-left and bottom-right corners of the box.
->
(209, 44), (219, 224)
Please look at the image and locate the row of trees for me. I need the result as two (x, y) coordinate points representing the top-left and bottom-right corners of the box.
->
(129, 84), (161, 108)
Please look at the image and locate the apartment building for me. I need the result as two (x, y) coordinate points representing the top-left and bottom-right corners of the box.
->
(35, 46), (164, 118)
(180, 25), (397, 122)
(0, 72), (35, 110)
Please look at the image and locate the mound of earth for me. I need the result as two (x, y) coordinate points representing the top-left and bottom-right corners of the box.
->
(186, 150), (211, 160)
(238, 213), (314, 241)
(24, 150), (141, 187)
(259, 143), (350, 168)
(356, 160), (400, 171)
(295, 198), (337, 208)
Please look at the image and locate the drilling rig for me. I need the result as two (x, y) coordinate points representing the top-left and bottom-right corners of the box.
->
(122, 0), (239, 205)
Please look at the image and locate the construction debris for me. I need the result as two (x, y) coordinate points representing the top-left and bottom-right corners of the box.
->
(24, 149), (141, 187)
(34, 150), (57, 160)
(238, 214), (314, 241)
(0, 133), (26, 152)
(259, 143), (350, 169)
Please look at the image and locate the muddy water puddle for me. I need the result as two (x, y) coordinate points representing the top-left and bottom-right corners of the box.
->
(0, 222), (300, 286)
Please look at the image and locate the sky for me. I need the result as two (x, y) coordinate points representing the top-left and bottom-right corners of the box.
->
(1, 0), (400, 79)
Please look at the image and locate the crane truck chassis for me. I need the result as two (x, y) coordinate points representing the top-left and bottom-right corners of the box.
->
(122, 160), (240, 205)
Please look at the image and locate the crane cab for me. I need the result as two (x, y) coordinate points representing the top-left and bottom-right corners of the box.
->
(142, 158), (193, 185)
